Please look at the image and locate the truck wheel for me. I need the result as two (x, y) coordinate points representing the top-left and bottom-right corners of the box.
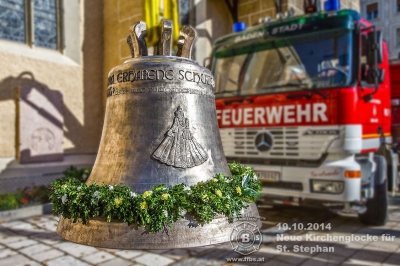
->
(358, 155), (388, 226)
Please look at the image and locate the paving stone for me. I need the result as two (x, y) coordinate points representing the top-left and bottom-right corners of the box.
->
(329, 244), (359, 258)
(49, 215), (60, 222)
(0, 254), (41, 266)
(256, 244), (284, 256)
(349, 249), (388, 264)
(334, 225), (362, 234)
(365, 240), (399, 252)
(170, 258), (221, 266)
(7, 222), (40, 231)
(186, 246), (215, 256)
(273, 252), (308, 265)
(98, 247), (121, 253)
(300, 257), (339, 266)
(0, 221), (27, 228)
(163, 248), (190, 260)
(134, 253), (175, 266)
(30, 249), (64, 262)
(35, 220), (58, 231)
(20, 243), (51, 257)
(7, 222), (46, 236)
(0, 248), (17, 258)
(7, 239), (38, 249)
(195, 248), (236, 261)
(343, 240), (368, 250)
(23, 216), (53, 224)
(81, 251), (115, 264)
(341, 258), (380, 266)
(46, 255), (90, 266)
(115, 249), (143, 259)
(382, 252), (400, 266)
(311, 251), (347, 265)
(97, 257), (133, 266)
(30, 231), (63, 245)
(54, 241), (98, 257)
(0, 233), (28, 245)
(256, 258), (292, 266)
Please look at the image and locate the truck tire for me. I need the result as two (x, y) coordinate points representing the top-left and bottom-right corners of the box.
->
(358, 155), (388, 226)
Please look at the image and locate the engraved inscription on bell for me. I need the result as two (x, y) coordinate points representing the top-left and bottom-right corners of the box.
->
(152, 106), (208, 168)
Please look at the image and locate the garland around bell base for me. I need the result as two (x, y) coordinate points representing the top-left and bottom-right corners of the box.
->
(49, 162), (261, 233)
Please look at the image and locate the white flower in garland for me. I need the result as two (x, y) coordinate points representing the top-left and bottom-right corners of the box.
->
(163, 210), (168, 217)
(77, 186), (82, 191)
(179, 209), (187, 216)
(130, 191), (137, 198)
(109, 185), (114, 190)
(92, 191), (101, 199)
(253, 174), (258, 181)
(183, 185), (190, 191)
(61, 194), (68, 204)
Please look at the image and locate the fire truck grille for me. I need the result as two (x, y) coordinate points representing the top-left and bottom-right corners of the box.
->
(262, 181), (303, 191)
(220, 127), (339, 164)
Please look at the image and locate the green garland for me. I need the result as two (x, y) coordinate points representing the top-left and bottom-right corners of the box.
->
(49, 162), (261, 233)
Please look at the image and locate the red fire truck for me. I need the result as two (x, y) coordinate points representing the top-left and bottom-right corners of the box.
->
(211, 8), (398, 225)
(390, 63), (400, 146)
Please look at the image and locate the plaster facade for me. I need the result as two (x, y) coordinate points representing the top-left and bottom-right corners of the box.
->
(360, 0), (400, 60)
(0, 0), (104, 158)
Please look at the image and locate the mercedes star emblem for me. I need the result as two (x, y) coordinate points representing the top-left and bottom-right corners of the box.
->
(254, 131), (273, 152)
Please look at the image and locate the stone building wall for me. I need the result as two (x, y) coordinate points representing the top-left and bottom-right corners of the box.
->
(238, 0), (359, 27)
(360, 0), (400, 60)
(0, 0), (104, 158)
(103, 0), (142, 103)
(238, 0), (288, 27)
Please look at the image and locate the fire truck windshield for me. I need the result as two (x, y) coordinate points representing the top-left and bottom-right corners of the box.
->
(213, 28), (353, 97)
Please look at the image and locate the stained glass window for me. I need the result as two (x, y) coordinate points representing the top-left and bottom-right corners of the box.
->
(34, 0), (57, 49)
(0, 0), (25, 43)
(179, 0), (190, 25)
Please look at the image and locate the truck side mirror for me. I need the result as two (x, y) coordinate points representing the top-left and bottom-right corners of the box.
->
(366, 30), (383, 65)
(366, 68), (385, 84)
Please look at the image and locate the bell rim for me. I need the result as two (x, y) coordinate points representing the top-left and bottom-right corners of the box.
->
(56, 203), (262, 249)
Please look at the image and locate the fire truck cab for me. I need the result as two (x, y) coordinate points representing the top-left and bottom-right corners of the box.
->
(211, 8), (398, 225)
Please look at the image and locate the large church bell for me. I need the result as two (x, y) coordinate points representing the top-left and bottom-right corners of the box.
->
(57, 20), (261, 249)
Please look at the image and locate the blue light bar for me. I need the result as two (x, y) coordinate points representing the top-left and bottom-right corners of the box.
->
(233, 22), (246, 32)
(324, 0), (340, 11)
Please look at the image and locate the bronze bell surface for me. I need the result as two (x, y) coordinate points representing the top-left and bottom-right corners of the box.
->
(57, 20), (261, 249)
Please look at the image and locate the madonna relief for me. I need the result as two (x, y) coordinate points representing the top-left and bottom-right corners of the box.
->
(152, 106), (208, 168)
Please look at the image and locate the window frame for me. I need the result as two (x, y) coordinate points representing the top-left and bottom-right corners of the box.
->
(366, 2), (378, 21)
(0, 0), (64, 51)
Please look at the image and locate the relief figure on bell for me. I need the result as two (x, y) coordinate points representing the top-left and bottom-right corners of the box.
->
(152, 106), (208, 168)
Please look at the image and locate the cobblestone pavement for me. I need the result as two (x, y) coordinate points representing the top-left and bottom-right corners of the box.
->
(1, 197), (400, 266)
